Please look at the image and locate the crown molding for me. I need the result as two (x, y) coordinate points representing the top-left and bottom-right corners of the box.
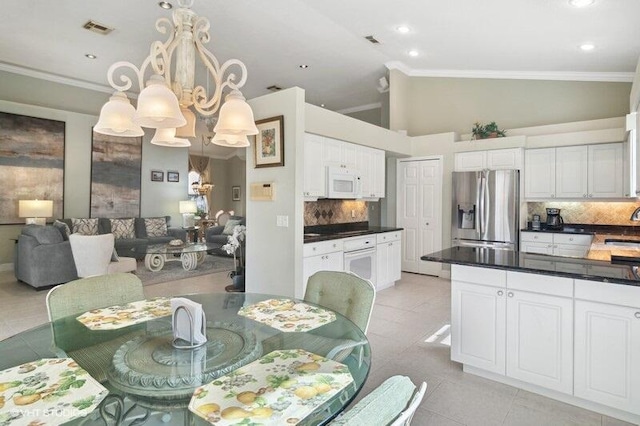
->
(337, 102), (382, 114)
(385, 61), (634, 83)
(0, 62), (119, 94)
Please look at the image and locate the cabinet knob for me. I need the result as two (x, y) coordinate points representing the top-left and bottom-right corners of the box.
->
(551, 194), (555, 198)
(389, 242), (392, 247)
(589, 194), (593, 198)
(534, 236), (538, 239)
(312, 247), (317, 251)
(426, 222), (430, 226)
(569, 237), (574, 241)
(508, 292), (514, 298)
(635, 312), (640, 319)
(497, 290), (504, 296)
(583, 194), (587, 198)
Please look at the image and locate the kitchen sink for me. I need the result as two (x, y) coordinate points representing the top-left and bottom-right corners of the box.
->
(604, 238), (640, 247)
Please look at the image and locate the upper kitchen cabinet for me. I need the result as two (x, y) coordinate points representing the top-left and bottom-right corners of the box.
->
(323, 137), (357, 169)
(358, 145), (385, 199)
(525, 143), (623, 199)
(303, 133), (326, 199)
(454, 148), (523, 172)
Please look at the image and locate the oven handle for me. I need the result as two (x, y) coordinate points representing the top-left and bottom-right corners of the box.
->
(344, 247), (376, 258)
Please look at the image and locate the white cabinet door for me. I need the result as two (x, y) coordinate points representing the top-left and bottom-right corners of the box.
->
(588, 143), (623, 198)
(525, 148), (556, 199)
(451, 280), (506, 374)
(302, 251), (344, 296)
(357, 145), (373, 198)
(487, 148), (523, 170)
(389, 240), (402, 282)
(454, 151), (486, 171)
(556, 145), (588, 198)
(342, 142), (358, 169)
(574, 301), (640, 415)
(376, 239), (402, 290)
(322, 138), (343, 167)
(554, 244), (588, 258)
(303, 133), (326, 198)
(371, 149), (386, 198)
(521, 242), (553, 255)
(506, 290), (573, 394)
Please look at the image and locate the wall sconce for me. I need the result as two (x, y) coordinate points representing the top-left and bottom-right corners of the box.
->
(18, 200), (53, 225)
(179, 200), (198, 228)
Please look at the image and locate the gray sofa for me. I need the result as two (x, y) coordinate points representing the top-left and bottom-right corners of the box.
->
(60, 217), (186, 260)
(205, 216), (246, 256)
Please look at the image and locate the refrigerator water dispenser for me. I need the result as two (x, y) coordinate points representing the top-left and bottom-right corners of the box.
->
(457, 203), (475, 229)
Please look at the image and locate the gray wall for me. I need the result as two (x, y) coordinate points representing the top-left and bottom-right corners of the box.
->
(0, 71), (189, 267)
(390, 72), (631, 136)
(208, 157), (246, 217)
(344, 108), (382, 127)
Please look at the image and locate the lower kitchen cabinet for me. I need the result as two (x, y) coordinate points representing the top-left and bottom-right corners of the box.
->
(574, 299), (640, 415)
(521, 231), (592, 258)
(376, 231), (401, 290)
(302, 240), (343, 297)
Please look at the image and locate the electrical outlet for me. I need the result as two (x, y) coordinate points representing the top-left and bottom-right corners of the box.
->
(351, 209), (355, 218)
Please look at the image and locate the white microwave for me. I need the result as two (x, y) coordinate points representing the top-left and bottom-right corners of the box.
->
(326, 166), (362, 199)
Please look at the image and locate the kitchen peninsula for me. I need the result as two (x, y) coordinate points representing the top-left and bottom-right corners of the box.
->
(422, 246), (640, 424)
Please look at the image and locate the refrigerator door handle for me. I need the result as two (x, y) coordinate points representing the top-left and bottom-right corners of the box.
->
(483, 173), (490, 240)
(479, 174), (486, 236)
(475, 174), (482, 239)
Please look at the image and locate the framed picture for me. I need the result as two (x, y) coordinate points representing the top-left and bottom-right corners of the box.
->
(254, 115), (284, 168)
(167, 171), (179, 182)
(151, 170), (164, 182)
(232, 186), (241, 201)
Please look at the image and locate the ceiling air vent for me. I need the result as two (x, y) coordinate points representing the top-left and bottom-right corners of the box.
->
(364, 35), (380, 44)
(266, 85), (282, 92)
(83, 20), (114, 35)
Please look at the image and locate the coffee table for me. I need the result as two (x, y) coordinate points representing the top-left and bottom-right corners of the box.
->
(131, 242), (217, 272)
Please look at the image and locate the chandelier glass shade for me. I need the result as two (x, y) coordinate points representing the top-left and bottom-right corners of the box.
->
(94, 0), (257, 147)
(151, 127), (191, 147)
(211, 132), (250, 148)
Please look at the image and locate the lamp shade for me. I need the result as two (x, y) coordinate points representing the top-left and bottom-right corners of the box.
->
(175, 107), (197, 138)
(134, 75), (187, 129)
(211, 132), (250, 148)
(150, 128), (192, 147)
(213, 90), (259, 136)
(94, 92), (145, 137)
(179, 200), (198, 214)
(18, 200), (53, 218)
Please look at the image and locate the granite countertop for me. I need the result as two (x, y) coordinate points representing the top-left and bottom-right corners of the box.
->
(422, 247), (640, 287)
(303, 222), (403, 243)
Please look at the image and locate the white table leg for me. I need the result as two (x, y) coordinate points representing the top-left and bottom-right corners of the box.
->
(181, 252), (198, 271)
(145, 254), (165, 272)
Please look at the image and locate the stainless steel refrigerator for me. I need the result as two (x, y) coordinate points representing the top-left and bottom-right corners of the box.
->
(452, 170), (520, 250)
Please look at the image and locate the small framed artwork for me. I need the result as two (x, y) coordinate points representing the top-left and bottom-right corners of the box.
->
(167, 171), (180, 182)
(151, 170), (164, 182)
(232, 186), (241, 201)
(254, 115), (284, 168)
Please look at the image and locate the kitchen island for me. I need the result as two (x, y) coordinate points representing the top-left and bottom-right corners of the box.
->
(422, 247), (640, 425)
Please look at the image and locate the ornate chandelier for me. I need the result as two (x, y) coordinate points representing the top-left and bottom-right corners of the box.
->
(94, 0), (257, 147)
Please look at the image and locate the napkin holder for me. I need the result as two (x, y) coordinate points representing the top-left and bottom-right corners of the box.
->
(171, 297), (207, 349)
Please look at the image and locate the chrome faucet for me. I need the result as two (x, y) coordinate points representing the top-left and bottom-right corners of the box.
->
(631, 207), (640, 221)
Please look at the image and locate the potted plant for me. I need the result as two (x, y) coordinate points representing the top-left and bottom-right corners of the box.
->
(222, 225), (246, 292)
(471, 122), (506, 140)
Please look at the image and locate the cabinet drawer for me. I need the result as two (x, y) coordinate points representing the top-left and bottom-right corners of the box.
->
(303, 239), (343, 257)
(554, 233), (592, 246)
(507, 271), (573, 297)
(521, 232), (553, 243)
(575, 279), (640, 307)
(376, 231), (401, 244)
(451, 265), (506, 288)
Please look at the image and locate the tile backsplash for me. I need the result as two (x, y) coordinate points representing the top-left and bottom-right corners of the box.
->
(304, 200), (368, 225)
(527, 202), (640, 226)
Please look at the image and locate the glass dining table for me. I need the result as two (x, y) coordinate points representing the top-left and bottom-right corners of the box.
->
(0, 292), (370, 426)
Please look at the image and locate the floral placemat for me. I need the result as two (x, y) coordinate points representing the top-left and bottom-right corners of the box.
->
(189, 349), (354, 425)
(76, 297), (172, 330)
(237, 299), (336, 332)
(0, 358), (108, 426)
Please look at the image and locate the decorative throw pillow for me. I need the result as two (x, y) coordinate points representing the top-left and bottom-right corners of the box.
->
(223, 219), (242, 235)
(111, 247), (120, 262)
(144, 217), (168, 237)
(110, 218), (135, 240)
(53, 219), (71, 240)
(71, 218), (98, 235)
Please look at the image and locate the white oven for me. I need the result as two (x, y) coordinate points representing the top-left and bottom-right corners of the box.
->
(343, 235), (376, 286)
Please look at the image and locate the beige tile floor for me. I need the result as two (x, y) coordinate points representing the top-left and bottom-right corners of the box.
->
(0, 270), (634, 425)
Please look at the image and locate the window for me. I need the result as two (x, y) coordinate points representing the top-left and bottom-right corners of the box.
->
(188, 170), (201, 196)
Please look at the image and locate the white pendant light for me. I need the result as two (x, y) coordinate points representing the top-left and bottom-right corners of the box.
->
(213, 90), (259, 136)
(211, 132), (250, 148)
(134, 75), (187, 129)
(150, 128), (191, 147)
(94, 92), (144, 137)
(175, 107), (196, 138)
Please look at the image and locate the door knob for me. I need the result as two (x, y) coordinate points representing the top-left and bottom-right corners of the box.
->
(497, 290), (504, 296)
(635, 312), (640, 319)
(425, 222), (430, 226)
(507, 292), (514, 298)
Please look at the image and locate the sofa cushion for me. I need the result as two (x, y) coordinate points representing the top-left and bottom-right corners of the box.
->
(223, 219), (242, 235)
(53, 220), (71, 240)
(110, 218), (136, 239)
(143, 217), (168, 237)
(72, 218), (99, 235)
(22, 225), (64, 245)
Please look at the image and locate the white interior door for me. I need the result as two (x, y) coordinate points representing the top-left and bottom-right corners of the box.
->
(397, 157), (442, 275)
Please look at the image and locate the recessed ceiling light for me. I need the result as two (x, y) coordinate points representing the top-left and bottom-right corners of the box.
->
(408, 49), (419, 57)
(299, 64), (309, 69)
(85, 54), (97, 59)
(580, 43), (595, 51)
(569, 0), (595, 7)
(158, 1), (172, 9)
(396, 25), (410, 34)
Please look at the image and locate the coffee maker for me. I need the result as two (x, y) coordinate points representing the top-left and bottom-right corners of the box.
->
(546, 208), (564, 230)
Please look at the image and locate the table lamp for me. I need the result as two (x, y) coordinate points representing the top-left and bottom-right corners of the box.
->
(179, 200), (198, 228)
(18, 200), (53, 225)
